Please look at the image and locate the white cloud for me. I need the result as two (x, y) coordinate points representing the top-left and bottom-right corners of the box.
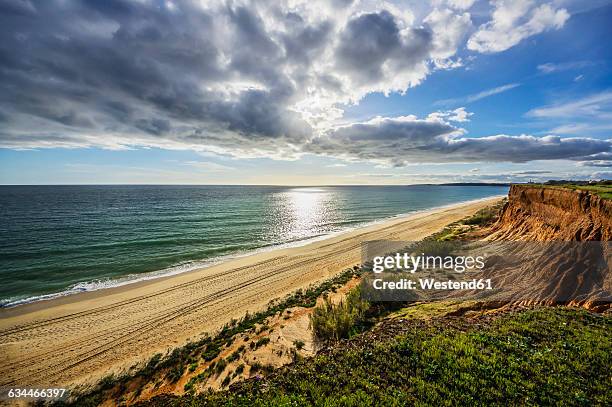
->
(436, 83), (520, 106)
(433, 0), (477, 10)
(1, 0), (605, 172)
(529, 91), (612, 137)
(527, 91), (612, 120)
(537, 60), (594, 74)
(424, 7), (472, 63)
(549, 123), (612, 135)
(448, 0), (478, 10)
(466, 83), (520, 103)
(306, 114), (611, 166)
(427, 107), (473, 122)
(467, 0), (570, 53)
(0, 0), (475, 157)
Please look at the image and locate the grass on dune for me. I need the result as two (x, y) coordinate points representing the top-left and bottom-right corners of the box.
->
(141, 307), (611, 407)
(530, 182), (612, 200)
(560, 184), (612, 199)
(309, 286), (370, 346)
(461, 205), (500, 225)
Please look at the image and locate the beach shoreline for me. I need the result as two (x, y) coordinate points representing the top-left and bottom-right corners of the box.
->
(1, 195), (505, 314)
(0, 196), (503, 389)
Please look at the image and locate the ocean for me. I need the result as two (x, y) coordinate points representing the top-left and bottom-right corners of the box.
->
(0, 185), (508, 307)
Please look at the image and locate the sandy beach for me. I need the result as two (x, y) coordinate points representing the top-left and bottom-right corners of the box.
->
(0, 197), (502, 389)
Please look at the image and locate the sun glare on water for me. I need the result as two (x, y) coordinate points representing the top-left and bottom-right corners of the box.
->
(273, 188), (335, 242)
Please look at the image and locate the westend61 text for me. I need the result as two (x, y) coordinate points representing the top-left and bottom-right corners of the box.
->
(372, 278), (493, 291)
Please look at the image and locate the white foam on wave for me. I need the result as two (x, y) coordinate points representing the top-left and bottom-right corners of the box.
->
(1, 194), (506, 308)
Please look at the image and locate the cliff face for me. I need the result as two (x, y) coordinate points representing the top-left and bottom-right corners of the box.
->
(479, 185), (611, 310)
(487, 185), (612, 241)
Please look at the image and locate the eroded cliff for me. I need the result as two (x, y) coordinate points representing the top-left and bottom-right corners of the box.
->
(487, 185), (612, 241)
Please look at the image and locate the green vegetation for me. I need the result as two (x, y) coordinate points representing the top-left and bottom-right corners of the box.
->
(254, 337), (270, 348)
(234, 364), (245, 376)
(221, 375), (231, 387)
(58, 266), (363, 406)
(389, 300), (476, 320)
(141, 307), (612, 406)
(558, 184), (612, 199)
(201, 342), (221, 361)
(214, 359), (227, 376)
(310, 287), (370, 344)
(462, 204), (499, 225)
(292, 339), (305, 350)
(227, 348), (242, 362)
(534, 181), (612, 200)
(423, 198), (506, 243)
(409, 239), (459, 256)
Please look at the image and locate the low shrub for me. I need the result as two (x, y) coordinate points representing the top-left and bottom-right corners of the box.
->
(201, 343), (221, 361)
(309, 286), (369, 344)
(221, 375), (231, 387)
(462, 206), (497, 225)
(254, 337), (270, 348)
(214, 359), (227, 376)
(293, 339), (305, 350)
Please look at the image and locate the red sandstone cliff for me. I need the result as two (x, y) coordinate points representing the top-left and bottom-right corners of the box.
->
(486, 185), (612, 241)
(470, 185), (612, 310)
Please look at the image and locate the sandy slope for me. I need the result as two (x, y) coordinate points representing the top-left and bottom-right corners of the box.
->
(0, 197), (501, 389)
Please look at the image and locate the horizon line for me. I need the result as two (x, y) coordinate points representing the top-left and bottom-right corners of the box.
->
(0, 182), (514, 187)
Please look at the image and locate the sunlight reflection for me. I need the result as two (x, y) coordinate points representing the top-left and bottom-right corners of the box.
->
(273, 188), (334, 242)
(288, 188), (325, 229)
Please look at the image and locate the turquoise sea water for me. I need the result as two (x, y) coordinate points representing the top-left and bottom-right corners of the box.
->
(0, 185), (507, 307)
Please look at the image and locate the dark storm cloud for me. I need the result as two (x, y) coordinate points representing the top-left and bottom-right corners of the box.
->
(1, 0), (610, 167)
(282, 20), (332, 66)
(335, 10), (432, 83)
(0, 0), (313, 152)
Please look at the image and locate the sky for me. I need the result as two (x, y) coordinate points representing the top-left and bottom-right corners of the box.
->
(1, 0), (611, 185)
